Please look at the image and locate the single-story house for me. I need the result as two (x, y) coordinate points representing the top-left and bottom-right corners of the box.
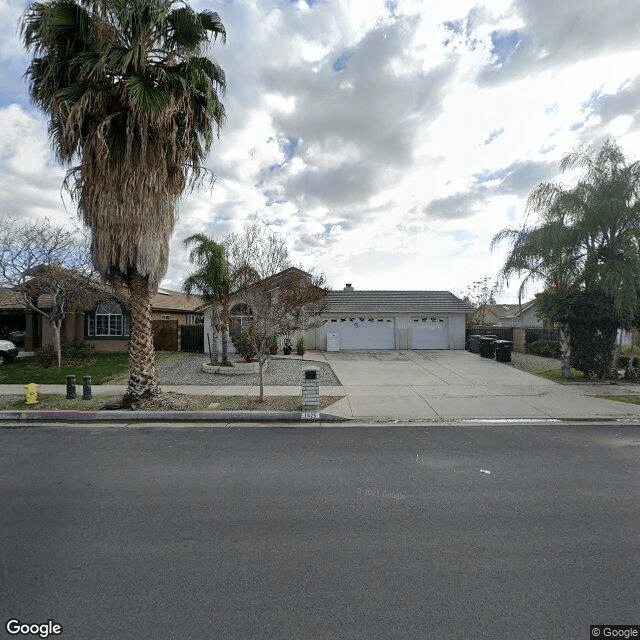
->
(482, 301), (543, 328)
(314, 285), (471, 350)
(204, 278), (472, 353)
(0, 286), (203, 352)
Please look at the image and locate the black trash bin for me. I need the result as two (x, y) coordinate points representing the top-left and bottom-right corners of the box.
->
(479, 336), (497, 358)
(494, 340), (513, 363)
(469, 335), (482, 354)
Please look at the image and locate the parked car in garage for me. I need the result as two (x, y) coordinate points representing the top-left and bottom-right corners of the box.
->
(0, 339), (19, 366)
(8, 330), (25, 347)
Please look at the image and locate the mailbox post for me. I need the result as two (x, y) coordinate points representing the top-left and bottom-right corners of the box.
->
(302, 369), (320, 412)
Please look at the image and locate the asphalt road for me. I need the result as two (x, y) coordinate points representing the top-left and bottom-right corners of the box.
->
(1, 424), (639, 640)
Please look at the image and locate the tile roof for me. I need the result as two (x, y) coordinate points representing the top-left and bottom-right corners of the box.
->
(0, 286), (202, 313)
(488, 301), (535, 318)
(152, 289), (203, 313)
(326, 290), (472, 314)
(0, 289), (23, 310)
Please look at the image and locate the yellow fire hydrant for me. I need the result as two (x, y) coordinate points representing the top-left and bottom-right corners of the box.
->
(24, 383), (39, 405)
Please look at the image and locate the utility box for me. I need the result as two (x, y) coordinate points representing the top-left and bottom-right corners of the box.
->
(326, 333), (339, 352)
(302, 369), (320, 411)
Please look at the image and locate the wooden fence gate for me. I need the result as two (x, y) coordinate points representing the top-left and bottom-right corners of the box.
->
(152, 319), (178, 351)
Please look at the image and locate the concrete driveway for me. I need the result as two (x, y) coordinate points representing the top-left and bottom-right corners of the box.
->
(323, 350), (640, 421)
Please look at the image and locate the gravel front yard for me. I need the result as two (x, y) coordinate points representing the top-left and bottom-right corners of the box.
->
(508, 352), (562, 374)
(148, 352), (341, 386)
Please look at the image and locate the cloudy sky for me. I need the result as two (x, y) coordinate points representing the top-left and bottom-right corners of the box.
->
(2, 0), (640, 301)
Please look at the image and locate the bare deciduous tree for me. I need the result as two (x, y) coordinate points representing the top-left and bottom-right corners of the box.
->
(225, 222), (328, 401)
(0, 217), (103, 367)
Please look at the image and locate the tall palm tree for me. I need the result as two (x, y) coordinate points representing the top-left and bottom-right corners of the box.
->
(492, 140), (640, 377)
(22, 0), (226, 403)
(182, 233), (232, 365)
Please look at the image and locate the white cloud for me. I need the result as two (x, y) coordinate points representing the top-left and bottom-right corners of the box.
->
(3, 0), (640, 302)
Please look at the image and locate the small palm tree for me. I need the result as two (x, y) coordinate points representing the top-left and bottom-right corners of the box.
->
(183, 233), (232, 365)
(22, 0), (226, 403)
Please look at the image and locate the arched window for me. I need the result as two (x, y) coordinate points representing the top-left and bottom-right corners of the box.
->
(86, 302), (130, 338)
(229, 303), (253, 338)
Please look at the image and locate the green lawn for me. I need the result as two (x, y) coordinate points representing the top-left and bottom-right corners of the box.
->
(600, 395), (640, 405)
(534, 368), (585, 384)
(0, 353), (182, 385)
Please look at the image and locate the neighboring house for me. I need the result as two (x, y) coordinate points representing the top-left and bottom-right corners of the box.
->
(481, 301), (543, 328)
(204, 278), (472, 353)
(0, 288), (27, 338)
(0, 286), (203, 352)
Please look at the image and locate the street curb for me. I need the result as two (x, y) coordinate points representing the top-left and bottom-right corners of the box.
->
(0, 409), (350, 424)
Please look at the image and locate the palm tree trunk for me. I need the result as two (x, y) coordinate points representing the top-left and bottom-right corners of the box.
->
(209, 317), (219, 365)
(124, 271), (159, 404)
(221, 324), (230, 365)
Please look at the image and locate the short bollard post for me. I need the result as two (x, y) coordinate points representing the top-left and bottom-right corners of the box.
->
(82, 375), (92, 400)
(66, 375), (77, 400)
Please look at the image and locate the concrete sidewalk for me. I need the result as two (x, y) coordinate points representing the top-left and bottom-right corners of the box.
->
(2, 349), (640, 422)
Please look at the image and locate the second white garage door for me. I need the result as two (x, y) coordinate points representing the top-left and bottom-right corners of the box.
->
(324, 318), (396, 349)
(410, 316), (449, 349)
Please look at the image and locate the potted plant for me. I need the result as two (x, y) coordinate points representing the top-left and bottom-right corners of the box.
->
(296, 336), (306, 356)
(283, 336), (292, 356)
(267, 335), (278, 355)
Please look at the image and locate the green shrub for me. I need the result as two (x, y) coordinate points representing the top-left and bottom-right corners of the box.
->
(526, 339), (561, 358)
(231, 332), (257, 362)
(617, 355), (631, 368)
(33, 342), (94, 368)
(62, 341), (94, 365)
(569, 290), (617, 378)
(33, 346), (58, 368)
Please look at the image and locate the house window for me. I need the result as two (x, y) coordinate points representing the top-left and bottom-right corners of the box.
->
(86, 302), (130, 339)
(230, 304), (253, 338)
(187, 314), (197, 325)
(162, 314), (171, 321)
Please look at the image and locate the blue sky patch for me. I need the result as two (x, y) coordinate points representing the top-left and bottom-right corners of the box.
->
(490, 30), (521, 65)
(450, 229), (474, 243)
(442, 20), (464, 35)
(333, 51), (353, 73)
(281, 136), (300, 160)
(581, 89), (603, 112)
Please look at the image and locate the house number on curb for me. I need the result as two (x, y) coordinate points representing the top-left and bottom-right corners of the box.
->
(301, 412), (320, 420)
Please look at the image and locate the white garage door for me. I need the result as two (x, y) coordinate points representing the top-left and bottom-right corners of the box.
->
(323, 317), (396, 349)
(410, 316), (449, 349)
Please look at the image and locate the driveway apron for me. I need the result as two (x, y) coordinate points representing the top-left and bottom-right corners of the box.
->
(323, 350), (640, 421)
